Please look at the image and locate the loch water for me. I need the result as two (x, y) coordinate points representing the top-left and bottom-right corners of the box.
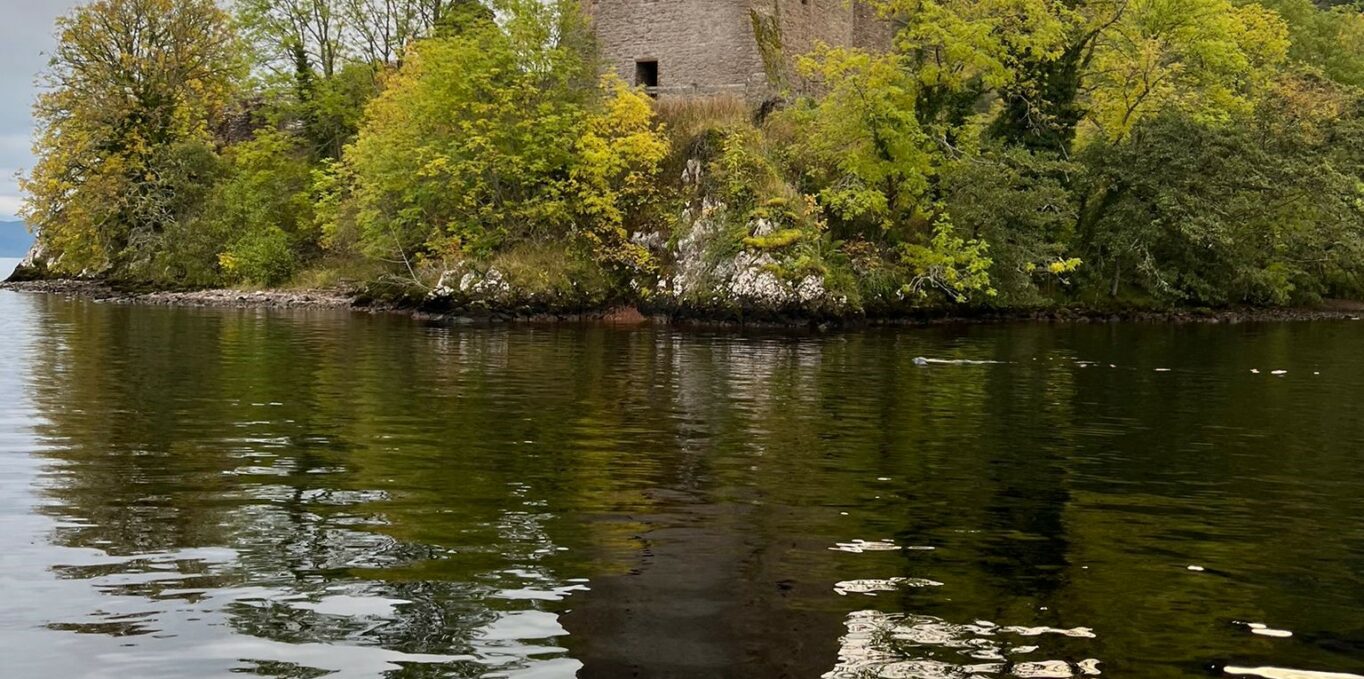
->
(0, 283), (1362, 679)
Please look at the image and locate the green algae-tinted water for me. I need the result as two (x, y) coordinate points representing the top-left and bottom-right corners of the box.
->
(0, 288), (1362, 679)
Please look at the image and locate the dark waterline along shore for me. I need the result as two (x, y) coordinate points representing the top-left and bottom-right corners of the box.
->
(6, 276), (1364, 327)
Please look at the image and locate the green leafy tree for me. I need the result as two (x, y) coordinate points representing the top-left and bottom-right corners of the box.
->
(1079, 76), (1364, 305)
(1081, 0), (1289, 142)
(939, 144), (1082, 304)
(899, 213), (997, 303)
(868, 0), (1290, 149)
(209, 129), (318, 285)
(791, 47), (933, 233)
(1247, 0), (1364, 87)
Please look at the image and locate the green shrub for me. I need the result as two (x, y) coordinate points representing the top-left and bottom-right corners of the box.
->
(221, 225), (298, 286)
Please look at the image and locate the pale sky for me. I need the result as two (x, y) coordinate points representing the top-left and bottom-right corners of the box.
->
(0, 0), (83, 221)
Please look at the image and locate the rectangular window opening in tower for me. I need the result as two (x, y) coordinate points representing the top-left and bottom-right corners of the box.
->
(635, 60), (659, 95)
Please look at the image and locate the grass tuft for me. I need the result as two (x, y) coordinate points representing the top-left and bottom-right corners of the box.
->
(654, 96), (753, 144)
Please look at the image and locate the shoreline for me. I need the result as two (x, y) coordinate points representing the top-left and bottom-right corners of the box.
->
(0, 279), (355, 310)
(4, 277), (1364, 327)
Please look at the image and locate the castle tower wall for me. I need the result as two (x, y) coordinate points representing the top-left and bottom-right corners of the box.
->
(584, 0), (769, 98)
(583, 0), (891, 99)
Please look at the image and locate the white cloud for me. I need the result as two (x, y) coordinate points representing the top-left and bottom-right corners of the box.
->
(0, 194), (23, 222)
(0, 134), (30, 156)
(0, 0), (82, 223)
(0, 168), (21, 221)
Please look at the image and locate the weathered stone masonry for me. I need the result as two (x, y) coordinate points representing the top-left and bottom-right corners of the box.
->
(583, 0), (891, 99)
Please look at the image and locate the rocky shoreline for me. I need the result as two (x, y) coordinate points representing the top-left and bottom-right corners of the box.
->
(5, 277), (1364, 327)
(0, 279), (354, 310)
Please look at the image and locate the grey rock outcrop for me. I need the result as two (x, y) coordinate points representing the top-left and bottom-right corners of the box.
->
(6, 238), (50, 282)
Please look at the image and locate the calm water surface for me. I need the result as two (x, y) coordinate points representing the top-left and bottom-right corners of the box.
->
(0, 285), (1362, 679)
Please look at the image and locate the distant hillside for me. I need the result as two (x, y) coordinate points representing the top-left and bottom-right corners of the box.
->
(0, 221), (34, 258)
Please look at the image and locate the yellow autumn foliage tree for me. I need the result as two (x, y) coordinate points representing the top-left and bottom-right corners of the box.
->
(865, 0), (1289, 144)
(1082, 0), (1290, 141)
(571, 78), (672, 272)
(338, 1), (591, 262)
(20, 0), (243, 277)
(336, 2), (669, 278)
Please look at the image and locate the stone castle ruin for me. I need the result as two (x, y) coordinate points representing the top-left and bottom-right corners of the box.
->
(583, 0), (891, 99)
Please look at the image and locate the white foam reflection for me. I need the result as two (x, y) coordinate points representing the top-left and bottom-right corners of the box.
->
(1015, 660), (1083, 677)
(834, 578), (944, 596)
(831, 539), (901, 553)
(1000, 626), (1097, 639)
(1245, 622), (1294, 638)
(1224, 668), (1364, 679)
(824, 610), (1101, 679)
(914, 357), (1008, 366)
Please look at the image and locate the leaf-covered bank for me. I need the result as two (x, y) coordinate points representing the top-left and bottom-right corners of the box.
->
(16, 0), (1364, 319)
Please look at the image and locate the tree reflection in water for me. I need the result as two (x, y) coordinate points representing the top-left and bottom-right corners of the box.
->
(4, 293), (1364, 678)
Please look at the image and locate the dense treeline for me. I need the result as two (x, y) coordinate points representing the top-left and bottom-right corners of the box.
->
(18, 0), (1364, 312)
